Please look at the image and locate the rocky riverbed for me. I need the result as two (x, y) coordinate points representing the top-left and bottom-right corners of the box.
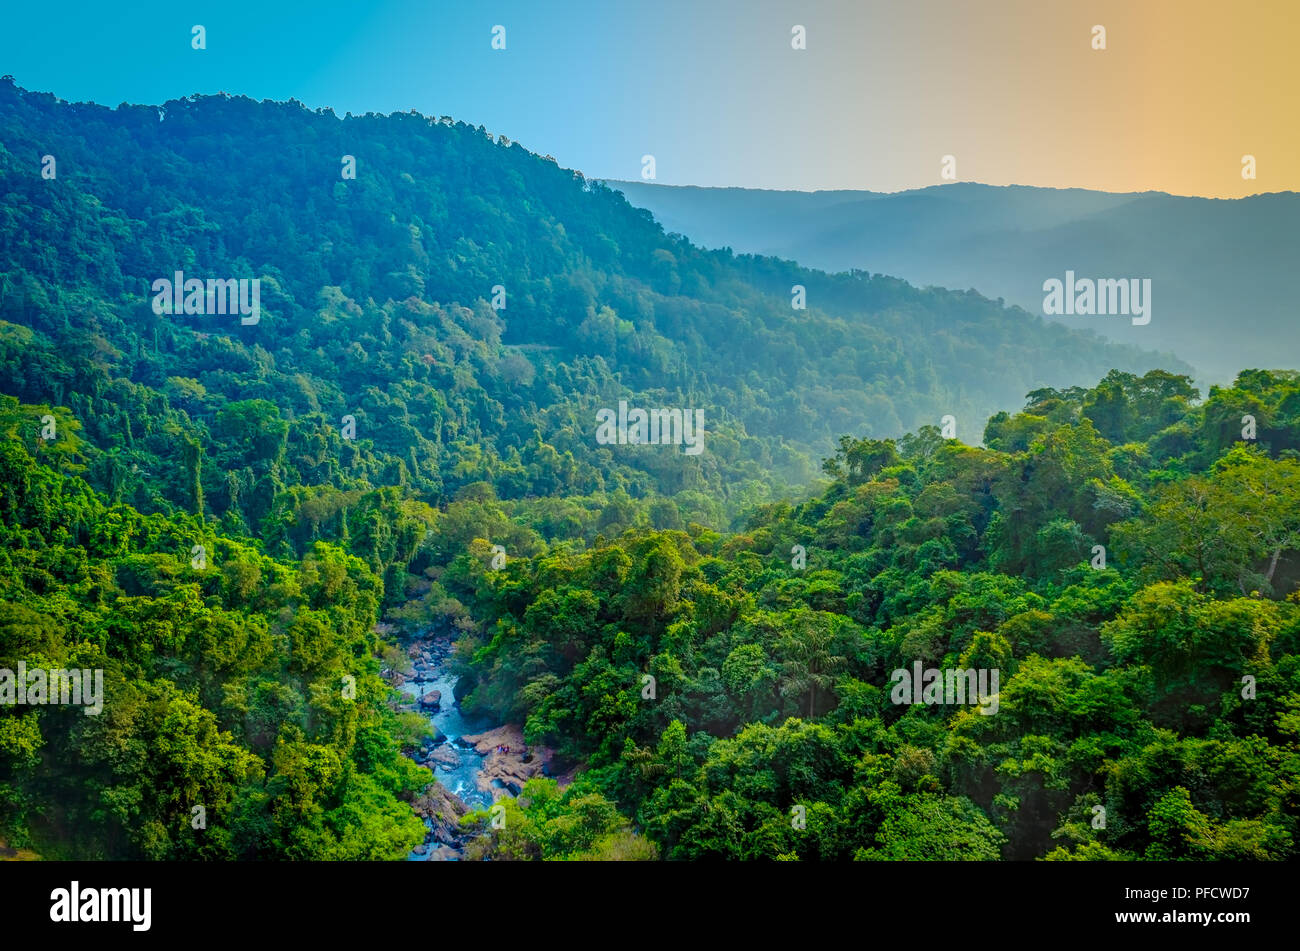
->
(389, 633), (571, 861)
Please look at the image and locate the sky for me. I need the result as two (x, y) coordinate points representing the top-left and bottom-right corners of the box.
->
(1, 0), (1296, 197)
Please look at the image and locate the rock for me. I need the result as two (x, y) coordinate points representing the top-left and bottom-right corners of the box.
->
(461, 724), (560, 797)
(427, 746), (460, 769)
(412, 781), (472, 848)
(461, 724), (526, 756)
(544, 759), (581, 788)
(419, 690), (442, 711)
(412, 844), (428, 856)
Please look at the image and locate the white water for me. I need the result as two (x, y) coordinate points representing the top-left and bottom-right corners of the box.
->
(399, 651), (495, 861)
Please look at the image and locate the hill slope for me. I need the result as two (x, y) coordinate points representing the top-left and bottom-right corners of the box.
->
(1, 81), (1298, 864)
(0, 79), (1184, 535)
(611, 180), (1299, 385)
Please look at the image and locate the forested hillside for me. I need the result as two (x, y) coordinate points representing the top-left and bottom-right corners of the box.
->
(7, 367), (1298, 860)
(613, 180), (1300, 385)
(0, 77), (1178, 532)
(451, 369), (1300, 860)
(0, 80), (1294, 861)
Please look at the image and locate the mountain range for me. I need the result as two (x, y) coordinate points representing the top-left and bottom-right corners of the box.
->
(611, 180), (1299, 385)
(0, 79), (1188, 522)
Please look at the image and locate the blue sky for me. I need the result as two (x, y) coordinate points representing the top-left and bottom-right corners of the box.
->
(2, 0), (1294, 196)
(2, 0), (757, 184)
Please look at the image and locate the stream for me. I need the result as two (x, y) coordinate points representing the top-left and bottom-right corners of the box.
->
(397, 639), (495, 861)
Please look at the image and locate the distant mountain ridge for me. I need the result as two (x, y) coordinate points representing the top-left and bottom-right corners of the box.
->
(610, 180), (1300, 385)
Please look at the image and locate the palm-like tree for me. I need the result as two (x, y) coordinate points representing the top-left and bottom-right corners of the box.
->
(778, 613), (846, 718)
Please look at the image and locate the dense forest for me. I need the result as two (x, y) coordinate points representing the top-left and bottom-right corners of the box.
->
(0, 80), (1295, 860)
(0, 77), (1177, 528)
(448, 368), (1300, 860)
